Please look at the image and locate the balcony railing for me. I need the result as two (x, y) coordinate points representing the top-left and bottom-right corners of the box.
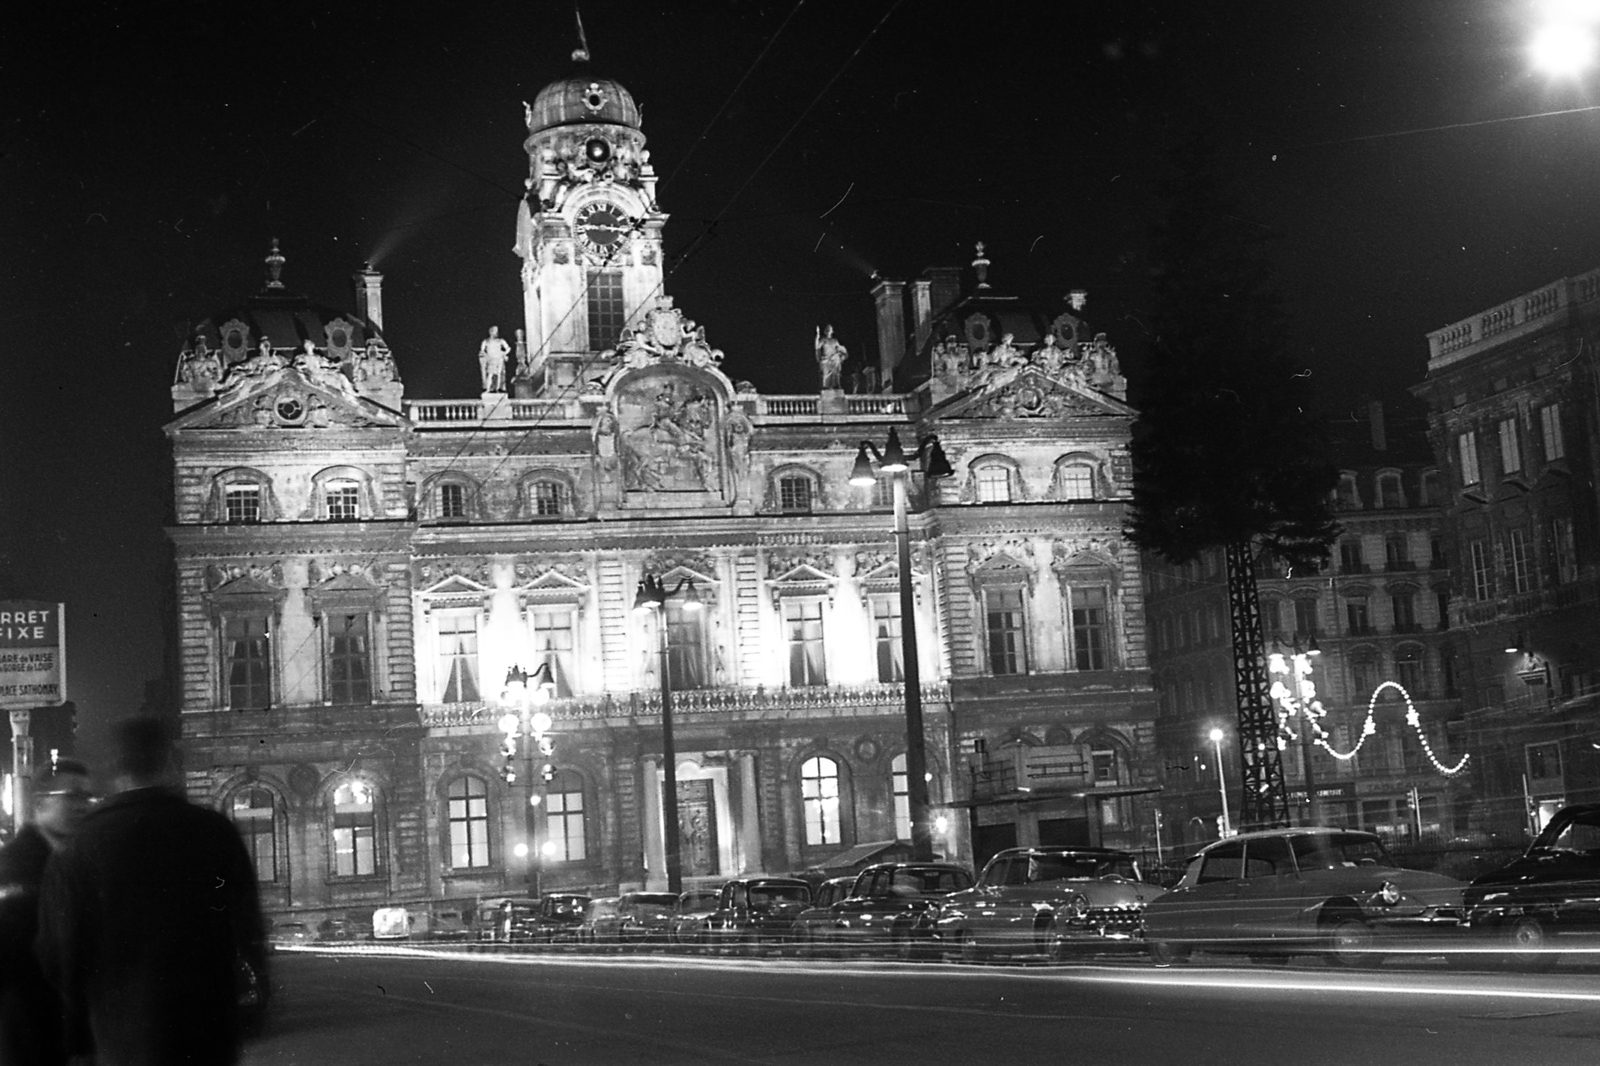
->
(1428, 266), (1600, 363)
(404, 393), (916, 426)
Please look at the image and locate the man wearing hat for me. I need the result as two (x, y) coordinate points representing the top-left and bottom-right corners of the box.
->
(0, 757), (93, 1065)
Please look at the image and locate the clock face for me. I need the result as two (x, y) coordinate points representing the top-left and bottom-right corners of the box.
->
(576, 202), (629, 256)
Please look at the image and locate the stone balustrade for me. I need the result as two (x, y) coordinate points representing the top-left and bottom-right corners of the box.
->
(1427, 266), (1600, 367)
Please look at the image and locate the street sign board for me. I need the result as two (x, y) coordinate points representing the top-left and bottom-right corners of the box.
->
(0, 601), (66, 709)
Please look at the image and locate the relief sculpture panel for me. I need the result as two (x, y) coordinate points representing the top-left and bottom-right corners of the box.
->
(615, 368), (722, 494)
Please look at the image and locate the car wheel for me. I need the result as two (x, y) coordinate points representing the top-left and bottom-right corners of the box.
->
(1503, 916), (1559, 973)
(1147, 939), (1187, 967)
(1327, 915), (1376, 968)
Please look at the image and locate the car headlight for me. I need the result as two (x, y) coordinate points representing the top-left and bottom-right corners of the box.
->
(1376, 881), (1401, 906)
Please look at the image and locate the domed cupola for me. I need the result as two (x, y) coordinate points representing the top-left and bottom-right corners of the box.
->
(526, 75), (641, 135)
(522, 59), (655, 211)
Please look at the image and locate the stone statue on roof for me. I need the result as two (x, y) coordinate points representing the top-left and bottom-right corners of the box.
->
(479, 326), (510, 393)
(814, 325), (846, 390)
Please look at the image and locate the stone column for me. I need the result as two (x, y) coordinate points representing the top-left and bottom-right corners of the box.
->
(640, 757), (664, 890)
(737, 751), (761, 873)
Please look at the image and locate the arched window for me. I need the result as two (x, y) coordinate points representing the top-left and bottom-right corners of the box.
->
(447, 776), (491, 870)
(779, 475), (814, 513)
(546, 769), (587, 862)
(225, 482), (263, 524)
(230, 787), (280, 884)
(891, 753), (910, 841)
(800, 756), (841, 846)
(530, 479), (567, 518)
(440, 483), (467, 519)
(975, 465), (1012, 503)
(331, 780), (379, 877)
(1057, 462), (1096, 501)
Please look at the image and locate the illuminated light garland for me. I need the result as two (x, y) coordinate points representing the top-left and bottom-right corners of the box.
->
(1267, 654), (1470, 778)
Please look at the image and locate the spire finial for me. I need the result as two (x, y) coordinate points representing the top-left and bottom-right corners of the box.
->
(264, 239), (286, 290)
(572, 8), (591, 63)
(972, 240), (990, 289)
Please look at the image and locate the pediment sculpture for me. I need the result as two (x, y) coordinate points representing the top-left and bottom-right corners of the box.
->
(610, 298), (725, 370)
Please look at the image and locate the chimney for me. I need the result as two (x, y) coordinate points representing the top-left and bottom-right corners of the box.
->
(910, 278), (933, 356)
(1368, 399), (1387, 452)
(925, 266), (962, 323)
(354, 263), (384, 333)
(872, 278), (906, 384)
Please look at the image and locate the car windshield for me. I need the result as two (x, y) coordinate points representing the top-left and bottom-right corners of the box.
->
(678, 893), (718, 912)
(1534, 810), (1600, 854)
(548, 897), (587, 916)
(749, 884), (809, 905)
(890, 868), (973, 895)
(1289, 832), (1392, 870)
(1024, 854), (1140, 883)
(625, 893), (678, 914)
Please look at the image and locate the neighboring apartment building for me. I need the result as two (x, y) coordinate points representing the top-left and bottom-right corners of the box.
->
(162, 67), (1157, 922)
(1147, 399), (1469, 851)
(1414, 269), (1600, 835)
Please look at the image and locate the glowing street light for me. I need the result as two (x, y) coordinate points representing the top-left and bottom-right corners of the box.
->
(1530, 1), (1599, 76)
(1208, 727), (1233, 838)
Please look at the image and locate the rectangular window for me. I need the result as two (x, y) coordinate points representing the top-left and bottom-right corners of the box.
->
(1551, 518), (1577, 584)
(1379, 474), (1404, 508)
(448, 778), (491, 870)
(1294, 597), (1319, 638)
(225, 615), (271, 709)
(784, 599), (827, 687)
(1436, 588), (1451, 630)
(1458, 431), (1481, 486)
(1395, 652), (1424, 697)
(225, 484), (261, 524)
(1469, 540), (1493, 602)
(231, 789), (278, 884)
(327, 613), (372, 704)
(1071, 587), (1108, 671)
(1091, 749), (1118, 785)
(440, 483), (466, 519)
(532, 481), (564, 517)
(1510, 528), (1534, 594)
(530, 607), (576, 697)
(665, 603), (707, 690)
(438, 612), (480, 703)
(1540, 404), (1565, 461)
(778, 476), (813, 514)
(1259, 598), (1282, 640)
(984, 588), (1028, 675)
(1345, 597), (1370, 635)
(1351, 657), (1377, 701)
(891, 756), (910, 841)
(1059, 464), (1094, 500)
(1526, 741), (1562, 783)
(326, 481), (360, 521)
(1420, 470), (1439, 506)
(1499, 417), (1522, 475)
(1391, 592), (1416, 631)
(975, 466), (1011, 503)
(871, 596), (904, 683)
(331, 783), (377, 877)
(1339, 539), (1364, 574)
(547, 781), (587, 862)
(586, 270), (625, 351)
(1385, 536), (1409, 569)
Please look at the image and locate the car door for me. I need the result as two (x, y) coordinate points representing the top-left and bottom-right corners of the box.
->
(1181, 840), (1247, 947)
(1232, 836), (1303, 944)
(965, 855), (1019, 946)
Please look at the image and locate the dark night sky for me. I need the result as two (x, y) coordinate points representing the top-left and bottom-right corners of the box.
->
(4, 1), (1598, 763)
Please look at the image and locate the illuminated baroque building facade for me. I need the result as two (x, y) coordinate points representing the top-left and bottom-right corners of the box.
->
(163, 70), (1157, 921)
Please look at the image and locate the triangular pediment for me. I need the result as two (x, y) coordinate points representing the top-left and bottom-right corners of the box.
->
(932, 366), (1134, 422)
(210, 573), (281, 598)
(422, 574), (490, 597)
(770, 562), (833, 586)
(975, 551), (1031, 575)
(167, 366), (404, 433)
(315, 571), (379, 593)
(517, 568), (589, 592)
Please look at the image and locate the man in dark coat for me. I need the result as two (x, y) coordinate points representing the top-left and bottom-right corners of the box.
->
(35, 718), (266, 1066)
(0, 758), (92, 1066)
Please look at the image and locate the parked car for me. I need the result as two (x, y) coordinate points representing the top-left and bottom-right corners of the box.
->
(791, 876), (857, 951)
(1463, 803), (1600, 970)
(269, 920), (316, 949)
(1142, 827), (1464, 967)
(806, 863), (973, 957)
(428, 908), (471, 941)
(934, 846), (1164, 961)
(670, 890), (722, 944)
(703, 877), (813, 949)
(474, 897), (540, 942)
(576, 897), (620, 943)
(316, 914), (368, 942)
(530, 892), (592, 942)
(611, 891), (681, 943)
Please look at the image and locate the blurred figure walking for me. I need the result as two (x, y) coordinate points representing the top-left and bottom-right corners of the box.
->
(0, 758), (93, 1066)
(36, 718), (266, 1066)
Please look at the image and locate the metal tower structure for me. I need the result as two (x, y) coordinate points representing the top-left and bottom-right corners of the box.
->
(1225, 540), (1290, 828)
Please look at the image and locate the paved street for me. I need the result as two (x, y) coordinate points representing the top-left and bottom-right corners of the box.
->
(244, 947), (1600, 1065)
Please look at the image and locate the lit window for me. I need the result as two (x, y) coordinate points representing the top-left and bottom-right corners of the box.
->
(437, 612), (480, 703)
(1499, 417), (1522, 475)
(326, 480), (360, 521)
(1059, 463), (1095, 500)
(1072, 586), (1108, 671)
(1540, 404), (1565, 461)
(890, 753), (910, 841)
(331, 781), (378, 877)
(1469, 540), (1493, 602)
(871, 596), (903, 683)
(225, 484), (261, 524)
(532, 480), (565, 517)
(546, 769), (586, 862)
(327, 613), (371, 703)
(530, 607), (575, 697)
(447, 776), (491, 870)
(1092, 749), (1118, 785)
(784, 599), (827, 687)
(1458, 431), (1481, 486)
(586, 270), (625, 351)
(800, 756), (841, 846)
(984, 588), (1028, 675)
(231, 788), (278, 884)
(1510, 528), (1534, 594)
(665, 602), (707, 690)
(778, 476), (814, 513)
(439, 483), (467, 519)
(975, 466), (1011, 503)
(225, 615), (271, 709)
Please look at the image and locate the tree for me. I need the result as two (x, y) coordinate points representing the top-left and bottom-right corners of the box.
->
(1127, 136), (1338, 828)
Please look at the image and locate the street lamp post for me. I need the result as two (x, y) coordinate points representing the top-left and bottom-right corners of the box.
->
(632, 574), (703, 894)
(499, 663), (556, 894)
(850, 427), (953, 862)
(1208, 727), (1232, 837)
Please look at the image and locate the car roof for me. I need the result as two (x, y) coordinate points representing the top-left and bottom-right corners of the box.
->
(1193, 827), (1383, 854)
(859, 862), (968, 873)
(726, 876), (810, 886)
(988, 846), (1134, 860)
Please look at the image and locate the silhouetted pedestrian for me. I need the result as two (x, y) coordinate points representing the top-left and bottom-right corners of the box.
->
(0, 758), (93, 1066)
(35, 718), (266, 1066)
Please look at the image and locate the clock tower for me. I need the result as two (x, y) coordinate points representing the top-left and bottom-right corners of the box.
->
(515, 68), (666, 395)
